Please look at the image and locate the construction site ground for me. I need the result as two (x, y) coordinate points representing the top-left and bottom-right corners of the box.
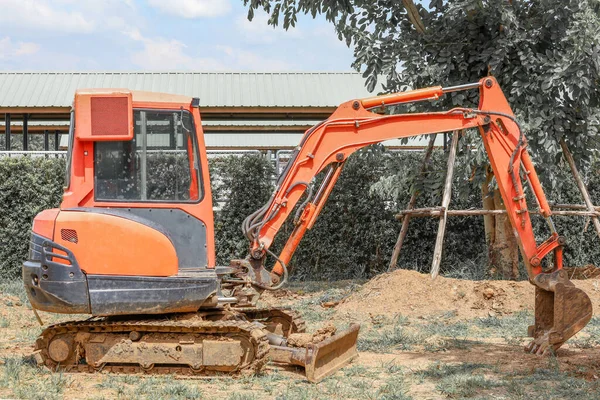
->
(0, 269), (599, 399)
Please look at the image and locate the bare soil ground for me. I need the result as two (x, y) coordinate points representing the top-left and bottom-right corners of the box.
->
(1, 270), (600, 399)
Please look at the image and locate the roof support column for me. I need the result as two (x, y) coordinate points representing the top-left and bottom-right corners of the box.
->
(54, 130), (59, 158)
(4, 113), (10, 151)
(22, 114), (29, 151)
(44, 130), (49, 151)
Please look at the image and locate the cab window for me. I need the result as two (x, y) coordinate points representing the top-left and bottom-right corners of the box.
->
(94, 110), (201, 202)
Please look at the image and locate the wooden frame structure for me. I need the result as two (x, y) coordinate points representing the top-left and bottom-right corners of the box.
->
(388, 132), (600, 274)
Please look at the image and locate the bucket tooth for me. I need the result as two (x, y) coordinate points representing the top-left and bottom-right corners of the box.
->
(526, 270), (593, 355)
(269, 324), (360, 382)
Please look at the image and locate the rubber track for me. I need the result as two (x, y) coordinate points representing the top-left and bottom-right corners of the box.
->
(237, 307), (306, 334)
(35, 318), (270, 376)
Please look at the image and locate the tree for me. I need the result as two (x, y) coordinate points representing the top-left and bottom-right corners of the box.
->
(243, 0), (600, 277)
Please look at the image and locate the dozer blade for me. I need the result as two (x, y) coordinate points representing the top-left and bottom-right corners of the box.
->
(526, 269), (593, 355)
(305, 323), (360, 382)
(270, 324), (360, 383)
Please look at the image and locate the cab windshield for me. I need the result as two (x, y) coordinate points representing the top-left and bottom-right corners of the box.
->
(93, 109), (201, 202)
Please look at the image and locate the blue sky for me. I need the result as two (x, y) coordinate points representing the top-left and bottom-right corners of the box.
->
(0, 0), (356, 71)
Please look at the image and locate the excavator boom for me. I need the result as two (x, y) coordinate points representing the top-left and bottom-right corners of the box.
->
(241, 77), (592, 353)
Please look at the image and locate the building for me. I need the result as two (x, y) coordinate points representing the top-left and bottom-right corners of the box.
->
(0, 72), (443, 153)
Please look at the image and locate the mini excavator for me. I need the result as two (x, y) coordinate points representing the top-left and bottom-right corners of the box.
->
(23, 77), (592, 381)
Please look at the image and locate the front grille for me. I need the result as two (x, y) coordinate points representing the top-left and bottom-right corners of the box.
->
(90, 96), (129, 136)
(60, 229), (78, 244)
(28, 232), (45, 261)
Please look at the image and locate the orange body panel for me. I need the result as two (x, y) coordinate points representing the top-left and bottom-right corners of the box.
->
(361, 86), (443, 108)
(54, 211), (178, 276)
(32, 208), (60, 239)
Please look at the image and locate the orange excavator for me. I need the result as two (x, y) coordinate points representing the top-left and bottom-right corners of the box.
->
(24, 77), (592, 381)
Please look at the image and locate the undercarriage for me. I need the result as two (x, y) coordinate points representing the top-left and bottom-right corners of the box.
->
(33, 307), (360, 382)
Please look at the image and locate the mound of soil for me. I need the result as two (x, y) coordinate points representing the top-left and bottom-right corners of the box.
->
(337, 269), (600, 319)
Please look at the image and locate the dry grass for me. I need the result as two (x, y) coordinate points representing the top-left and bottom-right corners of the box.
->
(0, 279), (598, 399)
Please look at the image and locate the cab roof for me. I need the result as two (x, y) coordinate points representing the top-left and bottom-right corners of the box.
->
(74, 88), (192, 106)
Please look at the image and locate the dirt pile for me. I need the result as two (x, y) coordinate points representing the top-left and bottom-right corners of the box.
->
(288, 323), (337, 347)
(337, 269), (600, 319)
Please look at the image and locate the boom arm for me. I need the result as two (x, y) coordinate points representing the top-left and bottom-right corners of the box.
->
(242, 77), (561, 284)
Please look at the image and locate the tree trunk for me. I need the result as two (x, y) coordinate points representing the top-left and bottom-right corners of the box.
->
(482, 167), (519, 279)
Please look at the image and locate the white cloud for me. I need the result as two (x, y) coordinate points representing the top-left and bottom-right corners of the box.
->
(0, 37), (40, 60)
(125, 29), (227, 70)
(124, 29), (293, 71)
(216, 45), (293, 71)
(235, 12), (303, 44)
(0, 0), (95, 33)
(147, 0), (231, 18)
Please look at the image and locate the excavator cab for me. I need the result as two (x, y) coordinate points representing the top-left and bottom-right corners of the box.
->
(24, 89), (222, 316)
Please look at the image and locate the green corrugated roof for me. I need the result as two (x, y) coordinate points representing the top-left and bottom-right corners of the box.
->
(0, 72), (377, 108)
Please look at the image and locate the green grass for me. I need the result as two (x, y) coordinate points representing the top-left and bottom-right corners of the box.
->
(418, 362), (492, 380)
(0, 280), (29, 305)
(97, 375), (205, 400)
(569, 316), (600, 349)
(436, 373), (498, 398)
(228, 393), (257, 400)
(474, 311), (532, 338)
(0, 356), (73, 400)
(374, 374), (412, 400)
(419, 319), (471, 338)
(417, 363), (500, 398)
(290, 297), (336, 326)
(272, 367), (412, 400)
(414, 359), (600, 400)
(358, 316), (423, 353)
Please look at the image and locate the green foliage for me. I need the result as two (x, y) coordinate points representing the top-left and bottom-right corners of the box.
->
(244, 0), (600, 190)
(282, 146), (399, 279)
(3, 151), (600, 280)
(208, 146), (489, 279)
(210, 154), (276, 264)
(0, 157), (65, 278)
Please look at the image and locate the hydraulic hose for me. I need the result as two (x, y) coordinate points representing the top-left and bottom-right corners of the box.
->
(250, 248), (289, 291)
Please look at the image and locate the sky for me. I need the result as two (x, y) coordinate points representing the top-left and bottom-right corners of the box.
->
(0, 0), (356, 71)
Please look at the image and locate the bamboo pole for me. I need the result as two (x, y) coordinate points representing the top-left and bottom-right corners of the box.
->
(395, 207), (600, 218)
(559, 138), (600, 239)
(549, 203), (600, 211)
(431, 131), (460, 279)
(388, 134), (437, 272)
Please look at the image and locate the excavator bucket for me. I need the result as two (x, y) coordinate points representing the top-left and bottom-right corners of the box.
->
(269, 324), (360, 382)
(305, 323), (360, 382)
(526, 270), (593, 354)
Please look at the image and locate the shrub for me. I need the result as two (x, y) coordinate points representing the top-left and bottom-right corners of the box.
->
(0, 157), (65, 278)
(1, 149), (600, 281)
(210, 154), (275, 265)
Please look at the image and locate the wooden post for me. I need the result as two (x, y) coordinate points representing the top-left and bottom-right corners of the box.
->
(431, 131), (460, 279)
(560, 138), (600, 239)
(395, 207), (600, 218)
(388, 134), (437, 272)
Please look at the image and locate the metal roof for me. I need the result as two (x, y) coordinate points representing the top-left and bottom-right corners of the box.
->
(0, 72), (378, 109)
